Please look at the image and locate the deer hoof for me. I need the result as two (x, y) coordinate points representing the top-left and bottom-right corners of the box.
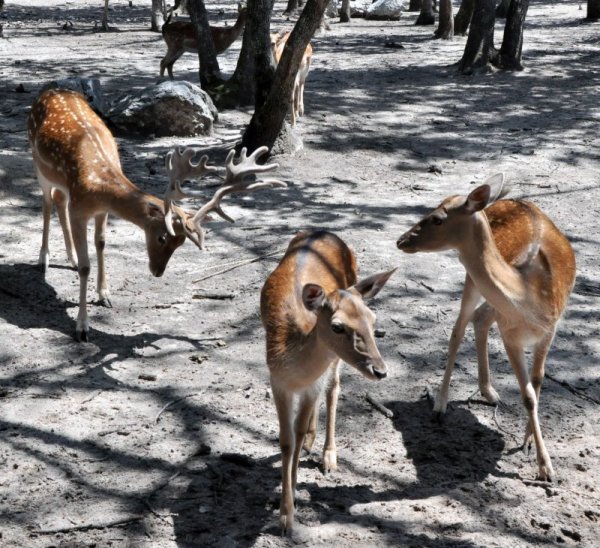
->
(75, 329), (89, 343)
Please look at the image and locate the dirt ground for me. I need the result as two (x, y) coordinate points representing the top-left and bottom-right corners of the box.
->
(1, 1), (599, 546)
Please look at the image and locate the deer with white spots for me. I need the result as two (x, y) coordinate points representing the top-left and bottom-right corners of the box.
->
(396, 175), (576, 481)
(28, 88), (285, 341)
(261, 230), (395, 532)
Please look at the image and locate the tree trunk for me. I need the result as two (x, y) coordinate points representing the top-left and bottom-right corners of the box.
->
(187, 0), (222, 88)
(454, 0), (475, 35)
(588, 0), (600, 20)
(492, 0), (529, 70)
(457, 0), (496, 74)
(241, 0), (329, 154)
(284, 0), (299, 13)
(340, 0), (351, 22)
(150, 0), (165, 32)
(409, 0), (422, 12)
(416, 0), (435, 25)
(495, 0), (511, 18)
(434, 0), (454, 38)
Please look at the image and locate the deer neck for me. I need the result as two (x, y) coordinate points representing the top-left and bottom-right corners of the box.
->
(457, 213), (528, 318)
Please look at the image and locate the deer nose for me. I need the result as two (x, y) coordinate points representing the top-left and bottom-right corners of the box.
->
(373, 366), (387, 380)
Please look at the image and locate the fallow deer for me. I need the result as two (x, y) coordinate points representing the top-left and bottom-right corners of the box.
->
(396, 175), (576, 481)
(28, 88), (285, 341)
(261, 230), (395, 531)
(159, 4), (248, 79)
(270, 30), (313, 127)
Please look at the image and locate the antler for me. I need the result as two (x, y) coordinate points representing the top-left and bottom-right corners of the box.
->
(163, 147), (218, 236)
(189, 146), (287, 249)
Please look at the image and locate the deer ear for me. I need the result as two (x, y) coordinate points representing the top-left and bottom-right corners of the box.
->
(352, 268), (396, 300)
(147, 202), (164, 219)
(302, 284), (326, 311)
(483, 173), (510, 202)
(465, 184), (492, 213)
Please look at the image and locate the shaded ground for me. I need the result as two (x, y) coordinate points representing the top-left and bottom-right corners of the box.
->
(0, 1), (599, 546)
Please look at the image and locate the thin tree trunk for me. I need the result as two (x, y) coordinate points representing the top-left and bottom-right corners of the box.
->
(150, 0), (165, 31)
(495, 0), (511, 18)
(416, 0), (435, 25)
(454, 0), (475, 35)
(284, 0), (299, 13)
(241, 0), (329, 154)
(457, 0), (496, 74)
(340, 0), (351, 22)
(492, 0), (529, 70)
(409, 0), (422, 12)
(588, 0), (600, 20)
(434, 0), (454, 38)
(187, 0), (222, 88)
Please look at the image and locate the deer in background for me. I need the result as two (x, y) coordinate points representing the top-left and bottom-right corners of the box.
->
(28, 89), (285, 341)
(396, 175), (576, 481)
(261, 230), (395, 532)
(271, 30), (313, 127)
(159, 4), (248, 79)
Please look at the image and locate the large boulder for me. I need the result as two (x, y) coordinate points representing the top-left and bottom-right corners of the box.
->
(107, 81), (218, 137)
(40, 77), (107, 117)
(365, 0), (405, 20)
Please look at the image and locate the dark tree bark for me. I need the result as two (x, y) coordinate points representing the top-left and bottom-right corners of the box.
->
(409, 0), (423, 12)
(434, 0), (454, 38)
(495, 0), (511, 18)
(284, 0), (304, 14)
(454, 0), (476, 35)
(457, 0), (496, 74)
(187, 0), (223, 88)
(241, 0), (329, 154)
(150, 0), (165, 32)
(492, 0), (529, 70)
(588, 0), (600, 20)
(416, 0), (435, 25)
(340, 0), (351, 22)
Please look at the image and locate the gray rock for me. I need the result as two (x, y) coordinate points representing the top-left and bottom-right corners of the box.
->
(107, 81), (218, 137)
(40, 77), (107, 116)
(365, 0), (405, 20)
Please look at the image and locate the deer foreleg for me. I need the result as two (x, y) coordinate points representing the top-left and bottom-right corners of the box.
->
(322, 360), (340, 473)
(94, 213), (111, 307)
(71, 215), (91, 342)
(52, 188), (77, 269)
(434, 275), (481, 415)
(473, 302), (500, 405)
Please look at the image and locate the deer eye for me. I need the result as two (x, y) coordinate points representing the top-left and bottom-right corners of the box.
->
(432, 217), (443, 226)
(331, 322), (345, 334)
(158, 234), (167, 245)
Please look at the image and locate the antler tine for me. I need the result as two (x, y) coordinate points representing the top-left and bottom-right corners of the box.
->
(163, 147), (217, 236)
(189, 147), (287, 241)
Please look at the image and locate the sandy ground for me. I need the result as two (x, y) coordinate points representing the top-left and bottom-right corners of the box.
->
(0, 1), (599, 546)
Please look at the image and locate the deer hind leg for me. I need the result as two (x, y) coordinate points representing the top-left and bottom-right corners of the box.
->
(473, 302), (500, 405)
(94, 213), (111, 307)
(523, 331), (555, 449)
(302, 406), (318, 454)
(434, 275), (481, 415)
(52, 188), (77, 269)
(501, 334), (554, 481)
(322, 359), (340, 473)
(271, 380), (296, 532)
(38, 187), (53, 274)
(70, 214), (91, 342)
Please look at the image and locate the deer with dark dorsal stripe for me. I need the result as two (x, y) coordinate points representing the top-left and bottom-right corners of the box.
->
(261, 230), (395, 532)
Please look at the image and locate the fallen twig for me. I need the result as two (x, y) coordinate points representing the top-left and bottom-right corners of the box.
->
(492, 405), (519, 444)
(37, 515), (143, 534)
(80, 389), (103, 405)
(365, 392), (393, 418)
(155, 393), (201, 423)
(418, 281), (435, 293)
(192, 247), (286, 284)
(192, 292), (235, 300)
(545, 373), (600, 405)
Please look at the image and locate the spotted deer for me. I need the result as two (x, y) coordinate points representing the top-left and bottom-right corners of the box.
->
(396, 175), (576, 480)
(159, 4), (248, 79)
(261, 230), (395, 531)
(270, 30), (313, 127)
(28, 88), (285, 341)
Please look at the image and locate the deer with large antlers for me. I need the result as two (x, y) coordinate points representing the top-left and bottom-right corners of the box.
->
(396, 175), (576, 481)
(28, 88), (284, 341)
(270, 30), (313, 127)
(159, 4), (248, 79)
(261, 230), (395, 532)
